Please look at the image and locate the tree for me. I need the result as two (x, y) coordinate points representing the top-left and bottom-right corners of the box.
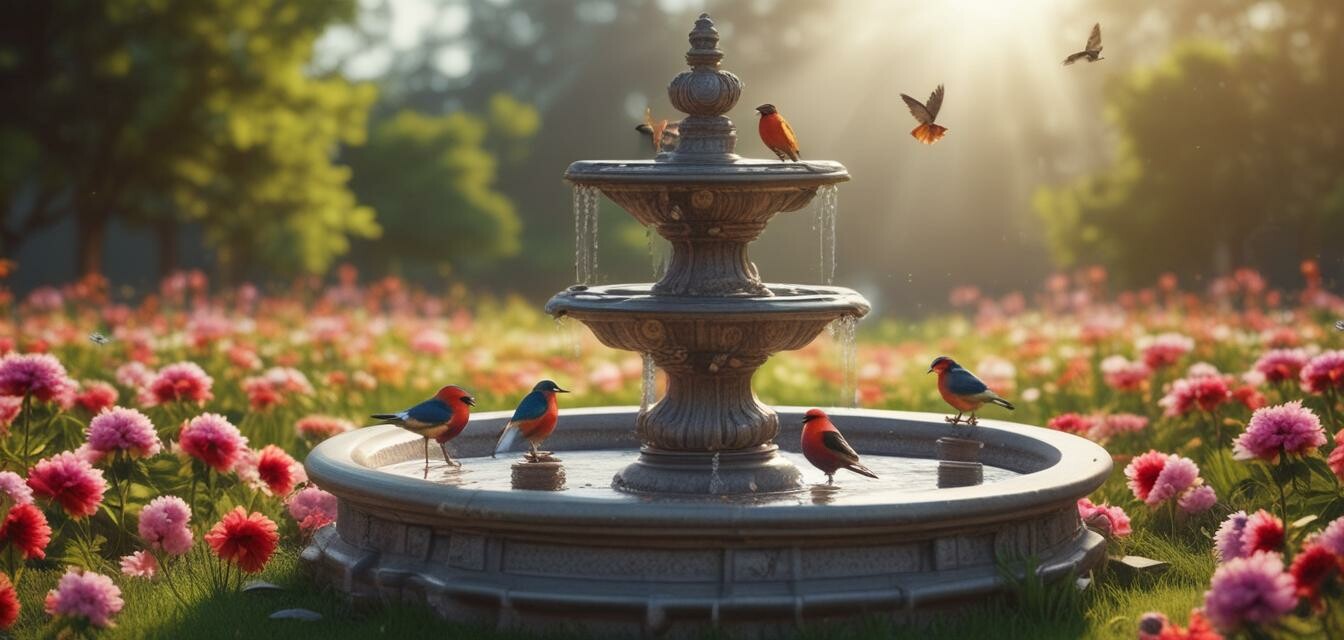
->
(0, 0), (378, 278)
(343, 96), (538, 277)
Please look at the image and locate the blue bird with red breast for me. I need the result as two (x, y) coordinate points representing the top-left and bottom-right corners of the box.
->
(928, 356), (1015, 425)
(494, 380), (568, 461)
(371, 385), (476, 476)
(801, 409), (878, 485)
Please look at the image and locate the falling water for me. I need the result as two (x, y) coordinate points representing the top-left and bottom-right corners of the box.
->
(814, 185), (839, 286)
(640, 353), (657, 413)
(828, 315), (859, 407)
(553, 316), (582, 358)
(646, 227), (670, 281)
(708, 452), (724, 495)
(573, 186), (600, 284)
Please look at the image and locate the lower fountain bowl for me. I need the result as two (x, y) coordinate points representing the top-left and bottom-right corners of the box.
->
(304, 407), (1111, 637)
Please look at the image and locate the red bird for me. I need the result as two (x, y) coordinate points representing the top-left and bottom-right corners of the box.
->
(755, 103), (800, 162)
(800, 409), (878, 485)
(371, 385), (476, 476)
(900, 85), (947, 145)
(928, 356), (1015, 425)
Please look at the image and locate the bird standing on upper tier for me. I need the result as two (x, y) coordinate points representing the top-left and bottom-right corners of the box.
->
(800, 409), (878, 485)
(755, 104), (800, 162)
(1063, 23), (1104, 65)
(371, 385), (476, 477)
(928, 356), (1015, 425)
(900, 85), (947, 145)
(494, 379), (568, 461)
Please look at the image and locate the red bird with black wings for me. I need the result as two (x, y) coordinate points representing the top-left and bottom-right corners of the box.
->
(800, 409), (878, 485)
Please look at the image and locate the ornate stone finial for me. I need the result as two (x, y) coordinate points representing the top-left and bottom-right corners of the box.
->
(667, 14), (741, 161)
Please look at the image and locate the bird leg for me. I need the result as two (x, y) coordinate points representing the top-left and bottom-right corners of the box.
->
(527, 442), (539, 462)
(439, 441), (460, 469)
(968, 413), (979, 426)
(944, 412), (964, 424)
(826, 473), (835, 486)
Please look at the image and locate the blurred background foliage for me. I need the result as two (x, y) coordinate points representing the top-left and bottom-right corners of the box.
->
(0, 0), (1340, 312)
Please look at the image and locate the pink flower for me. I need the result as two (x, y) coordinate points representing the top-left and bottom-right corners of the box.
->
(1090, 413), (1148, 441)
(241, 367), (314, 411)
(1048, 413), (1094, 435)
(410, 328), (449, 356)
(1077, 497), (1131, 538)
(120, 551), (158, 579)
(1160, 376), (1231, 417)
(0, 471), (33, 506)
(1254, 349), (1309, 385)
(287, 485), (338, 534)
(178, 413), (247, 472)
(141, 362), (214, 406)
(1148, 455), (1199, 506)
(1215, 511), (1250, 562)
(73, 381), (118, 414)
(1140, 333), (1194, 369)
(114, 362), (153, 390)
(0, 353), (73, 402)
(27, 452), (107, 518)
(295, 415), (354, 441)
(1186, 362), (1221, 379)
(1317, 517), (1344, 557)
(138, 495), (193, 556)
(85, 406), (162, 462)
(1178, 485), (1217, 514)
(0, 396), (19, 432)
(1330, 429), (1344, 481)
(44, 568), (124, 628)
(1202, 552), (1295, 632)
(1301, 350), (1344, 395)
(1126, 451), (1169, 503)
(1233, 401), (1326, 462)
(1101, 355), (1151, 392)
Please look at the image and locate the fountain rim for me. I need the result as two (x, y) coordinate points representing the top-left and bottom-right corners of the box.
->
(305, 407), (1111, 536)
(545, 283), (871, 318)
(564, 158), (849, 186)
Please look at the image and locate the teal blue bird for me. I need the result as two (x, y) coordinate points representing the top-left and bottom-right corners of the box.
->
(494, 380), (568, 461)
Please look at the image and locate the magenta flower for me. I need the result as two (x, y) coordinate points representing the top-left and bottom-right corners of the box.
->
(1125, 451), (1169, 503)
(1315, 516), (1344, 557)
(141, 362), (214, 407)
(0, 353), (73, 402)
(178, 413), (247, 472)
(1147, 455), (1199, 506)
(120, 550), (158, 579)
(1178, 484), (1217, 514)
(1233, 401), (1326, 462)
(1202, 552), (1296, 632)
(1254, 349), (1309, 385)
(0, 471), (32, 506)
(1077, 497), (1131, 538)
(44, 568), (124, 629)
(1301, 350), (1344, 395)
(1215, 511), (1251, 562)
(138, 495), (193, 556)
(85, 407), (162, 462)
(1160, 376), (1231, 417)
(27, 452), (107, 518)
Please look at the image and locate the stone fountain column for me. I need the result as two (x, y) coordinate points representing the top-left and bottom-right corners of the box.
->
(547, 15), (868, 494)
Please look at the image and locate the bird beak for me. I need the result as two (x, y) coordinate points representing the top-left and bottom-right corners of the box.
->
(801, 415), (815, 424)
(927, 368), (934, 374)
(463, 396), (476, 406)
(556, 387), (570, 393)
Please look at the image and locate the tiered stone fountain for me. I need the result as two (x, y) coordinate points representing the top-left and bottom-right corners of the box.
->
(305, 15), (1111, 637)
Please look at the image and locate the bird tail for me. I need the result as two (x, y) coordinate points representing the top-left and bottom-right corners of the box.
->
(370, 413), (399, 421)
(910, 123), (947, 145)
(847, 462), (879, 479)
(989, 396), (1015, 411)
(493, 423), (520, 459)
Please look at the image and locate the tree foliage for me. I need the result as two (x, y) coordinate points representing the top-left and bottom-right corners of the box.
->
(0, 0), (378, 278)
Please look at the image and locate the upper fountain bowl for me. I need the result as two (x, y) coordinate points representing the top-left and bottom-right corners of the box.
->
(565, 158), (848, 188)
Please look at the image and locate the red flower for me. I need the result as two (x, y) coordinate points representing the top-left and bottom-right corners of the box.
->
(0, 503), (52, 559)
(1048, 413), (1094, 435)
(256, 445), (298, 496)
(1157, 609), (1222, 640)
(1290, 543), (1341, 608)
(74, 381), (119, 415)
(0, 572), (17, 629)
(1231, 385), (1265, 412)
(205, 507), (279, 573)
(1243, 512), (1285, 555)
(1329, 429), (1344, 481)
(1125, 451), (1168, 503)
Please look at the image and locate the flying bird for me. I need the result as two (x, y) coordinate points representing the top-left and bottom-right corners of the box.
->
(1063, 23), (1104, 65)
(755, 103), (800, 162)
(637, 107), (680, 154)
(88, 332), (111, 346)
(800, 409), (878, 485)
(371, 385), (476, 477)
(928, 356), (1015, 425)
(900, 85), (947, 145)
(494, 379), (568, 461)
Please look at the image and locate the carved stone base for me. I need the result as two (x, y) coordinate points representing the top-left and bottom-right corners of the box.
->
(612, 445), (802, 494)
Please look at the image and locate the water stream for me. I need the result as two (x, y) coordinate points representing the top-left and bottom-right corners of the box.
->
(708, 452), (724, 495)
(640, 353), (657, 414)
(814, 185), (839, 286)
(573, 185), (600, 284)
(828, 315), (859, 407)
(646, 227), (670, 281)
(553, 316), (582, 358)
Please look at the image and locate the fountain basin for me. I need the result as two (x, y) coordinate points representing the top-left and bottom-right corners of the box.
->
(304, 407), (1111, 637)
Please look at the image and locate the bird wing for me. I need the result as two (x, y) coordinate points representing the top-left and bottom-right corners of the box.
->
(924, 85), (945, 122)
(1085, 23), (1102, 52)
(1063, 51), (1089, 65)
(945, 368), (990, 396)
(509, 391), (549, 422)
(821, 430), (861, 466)
(780, 118), (800, 156)
(404, 398), (454, 425)
(494, 422), (522, 456)
(900, 93), (932, 125)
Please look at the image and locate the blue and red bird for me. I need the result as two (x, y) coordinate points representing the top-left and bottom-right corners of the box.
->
(371, 385), (475, 476)
(928, 356), (1015, 425)
(801, 409), (878, 485)
(494, 379), (568, 461)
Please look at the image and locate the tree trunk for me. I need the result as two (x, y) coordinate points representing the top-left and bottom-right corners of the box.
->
(76, 206), (108, 277)
(156, 219), (179, 277)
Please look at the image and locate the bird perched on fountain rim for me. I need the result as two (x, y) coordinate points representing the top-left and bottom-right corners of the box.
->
(928, 356), (1015, 426)
(371, 385), (476, 476)
(494, 379), (568, 461)
(801, 409), (878, 485)
(755, 104), (800, 162)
